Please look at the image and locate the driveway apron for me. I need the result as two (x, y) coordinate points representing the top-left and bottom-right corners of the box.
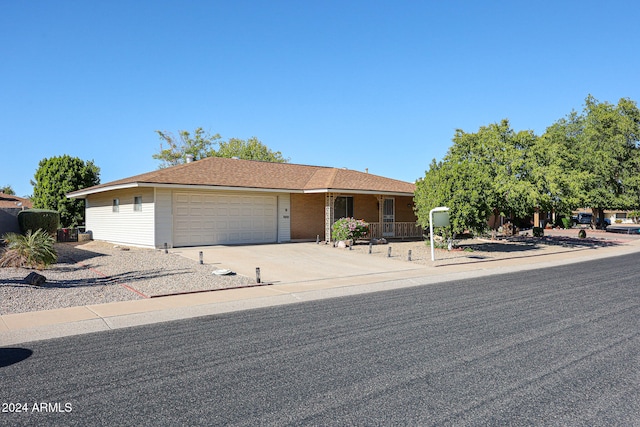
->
(173, 242), (424, 285)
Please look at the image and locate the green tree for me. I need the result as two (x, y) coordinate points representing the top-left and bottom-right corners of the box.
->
(579, 96), (640, 223)
(445, 119), (538, 222)
(152, 128), (289, 167)
(541, 96), (640, 225)
(416, 119), (544, 234)
(1, 185), (15, 195)
(415, 95), (640, 234)
(215, 137), (289, 163)
(530, 112), (587, 219)
(415, 158), (494, 234)
(31, 155), (100, 227)
(153, 127), (222, 168)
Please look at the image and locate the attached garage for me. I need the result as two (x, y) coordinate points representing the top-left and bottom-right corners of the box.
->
(173, 192), (278, 246)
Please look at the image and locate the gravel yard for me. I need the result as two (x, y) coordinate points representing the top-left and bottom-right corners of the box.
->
(0, 241), (254, 315)
(0, 230), (631, 315)
(348, 231), (625, 266)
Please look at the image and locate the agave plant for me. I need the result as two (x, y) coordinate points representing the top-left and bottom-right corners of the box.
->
(0, 229), (57, 269)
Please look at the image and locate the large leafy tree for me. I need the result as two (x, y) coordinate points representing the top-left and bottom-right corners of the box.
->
(447, 119), (538, 221)
(415, 96), (640, 234)
(415, 158), (494, 234)
(31, 155), (100, 227)
(578, 96), (640, 222)
(529, 112), (587, 218)
(216, 137), (289, 163)
(1, 185), (15, 195)
(153, 127), (222, 168)
(153, 128), (289, 167)
(416, 119), (539, 234)
(541, 95), (640, 225)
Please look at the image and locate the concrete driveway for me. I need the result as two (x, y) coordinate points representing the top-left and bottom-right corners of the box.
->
(173, 242), (425, 285)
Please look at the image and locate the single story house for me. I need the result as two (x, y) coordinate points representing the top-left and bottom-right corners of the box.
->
(0, 193), (33, 235)
(67, 157), (420, 248)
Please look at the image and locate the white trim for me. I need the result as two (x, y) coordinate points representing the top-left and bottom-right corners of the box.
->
(68, 183), (306, 198)
(68, 183), (141, 198)
(303, 188), (413, 196)
(69, 183), (414, 199)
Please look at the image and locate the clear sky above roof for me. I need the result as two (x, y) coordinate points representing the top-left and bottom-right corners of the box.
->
(2, 1), (639, 197)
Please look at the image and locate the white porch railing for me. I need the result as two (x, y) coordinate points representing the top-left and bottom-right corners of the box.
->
(367, 222), (423, 239)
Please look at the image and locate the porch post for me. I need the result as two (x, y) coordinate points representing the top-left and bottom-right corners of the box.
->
(325, 193), (335, 243)
(377, 195), (384, 238)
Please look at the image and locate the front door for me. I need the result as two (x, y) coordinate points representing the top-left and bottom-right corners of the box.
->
(383, 198), (395, 237)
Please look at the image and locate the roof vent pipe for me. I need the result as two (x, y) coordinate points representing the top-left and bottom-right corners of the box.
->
(185, 154), (194, 163)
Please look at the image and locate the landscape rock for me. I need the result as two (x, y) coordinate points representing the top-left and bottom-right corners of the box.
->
(370, 238), (387, 245)
(24, 272), (46, 286)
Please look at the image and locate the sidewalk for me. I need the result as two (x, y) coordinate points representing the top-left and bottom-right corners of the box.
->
(2, 236), (640, 346)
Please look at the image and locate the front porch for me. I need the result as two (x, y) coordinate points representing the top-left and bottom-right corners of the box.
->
(322, 193), (422, 242)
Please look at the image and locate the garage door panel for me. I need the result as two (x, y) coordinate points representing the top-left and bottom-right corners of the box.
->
(173, 192), (278, 247)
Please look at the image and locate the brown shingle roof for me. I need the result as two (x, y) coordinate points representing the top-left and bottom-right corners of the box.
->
(68, 157), (415, 197)
(0, 193), (32, 209)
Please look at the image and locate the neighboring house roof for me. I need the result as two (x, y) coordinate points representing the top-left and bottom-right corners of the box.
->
(0, 193), (32, 209)
(67, 157), (416, 198)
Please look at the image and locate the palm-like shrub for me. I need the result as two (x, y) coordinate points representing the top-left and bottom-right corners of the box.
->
(0, 229), (57, 269)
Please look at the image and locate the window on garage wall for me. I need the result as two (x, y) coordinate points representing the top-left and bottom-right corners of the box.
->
(112, 198), (119, 213)
(134, 196), (142, 212)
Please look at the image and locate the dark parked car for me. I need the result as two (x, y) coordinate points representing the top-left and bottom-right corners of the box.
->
(571, 213), (611, 228)
(572, 213), (593, 225)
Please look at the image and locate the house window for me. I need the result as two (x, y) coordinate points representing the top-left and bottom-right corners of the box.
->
(112, 198), (119, 213)
(134, 196), (142, 212)
(334, 196), (353, 219)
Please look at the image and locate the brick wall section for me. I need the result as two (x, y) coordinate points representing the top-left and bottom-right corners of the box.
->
(291, 193), (325, 240)
(290, 193), (418, 240)
(395, 196), (418, 222)
(353, 195), (379, 222)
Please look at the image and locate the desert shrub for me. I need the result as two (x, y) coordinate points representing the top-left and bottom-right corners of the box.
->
(0, 229), (57, 269)
(18, 209), (59, 235)
(532, 227), (544, 237)
(578, 229), (587, 239)
(331, 218), (369, 241)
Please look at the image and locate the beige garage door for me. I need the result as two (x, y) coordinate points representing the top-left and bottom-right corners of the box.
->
(173, 192), (277, 247)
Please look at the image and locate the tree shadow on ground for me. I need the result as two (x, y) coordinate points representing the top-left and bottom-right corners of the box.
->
(457, 235), (622, 253)
(1, 268), (194, 290)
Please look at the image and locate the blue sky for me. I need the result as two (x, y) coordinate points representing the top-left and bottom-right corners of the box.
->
(2, 1), (639, 197)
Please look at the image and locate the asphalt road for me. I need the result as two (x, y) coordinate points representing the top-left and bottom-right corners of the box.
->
(1, 254), (639, 426)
